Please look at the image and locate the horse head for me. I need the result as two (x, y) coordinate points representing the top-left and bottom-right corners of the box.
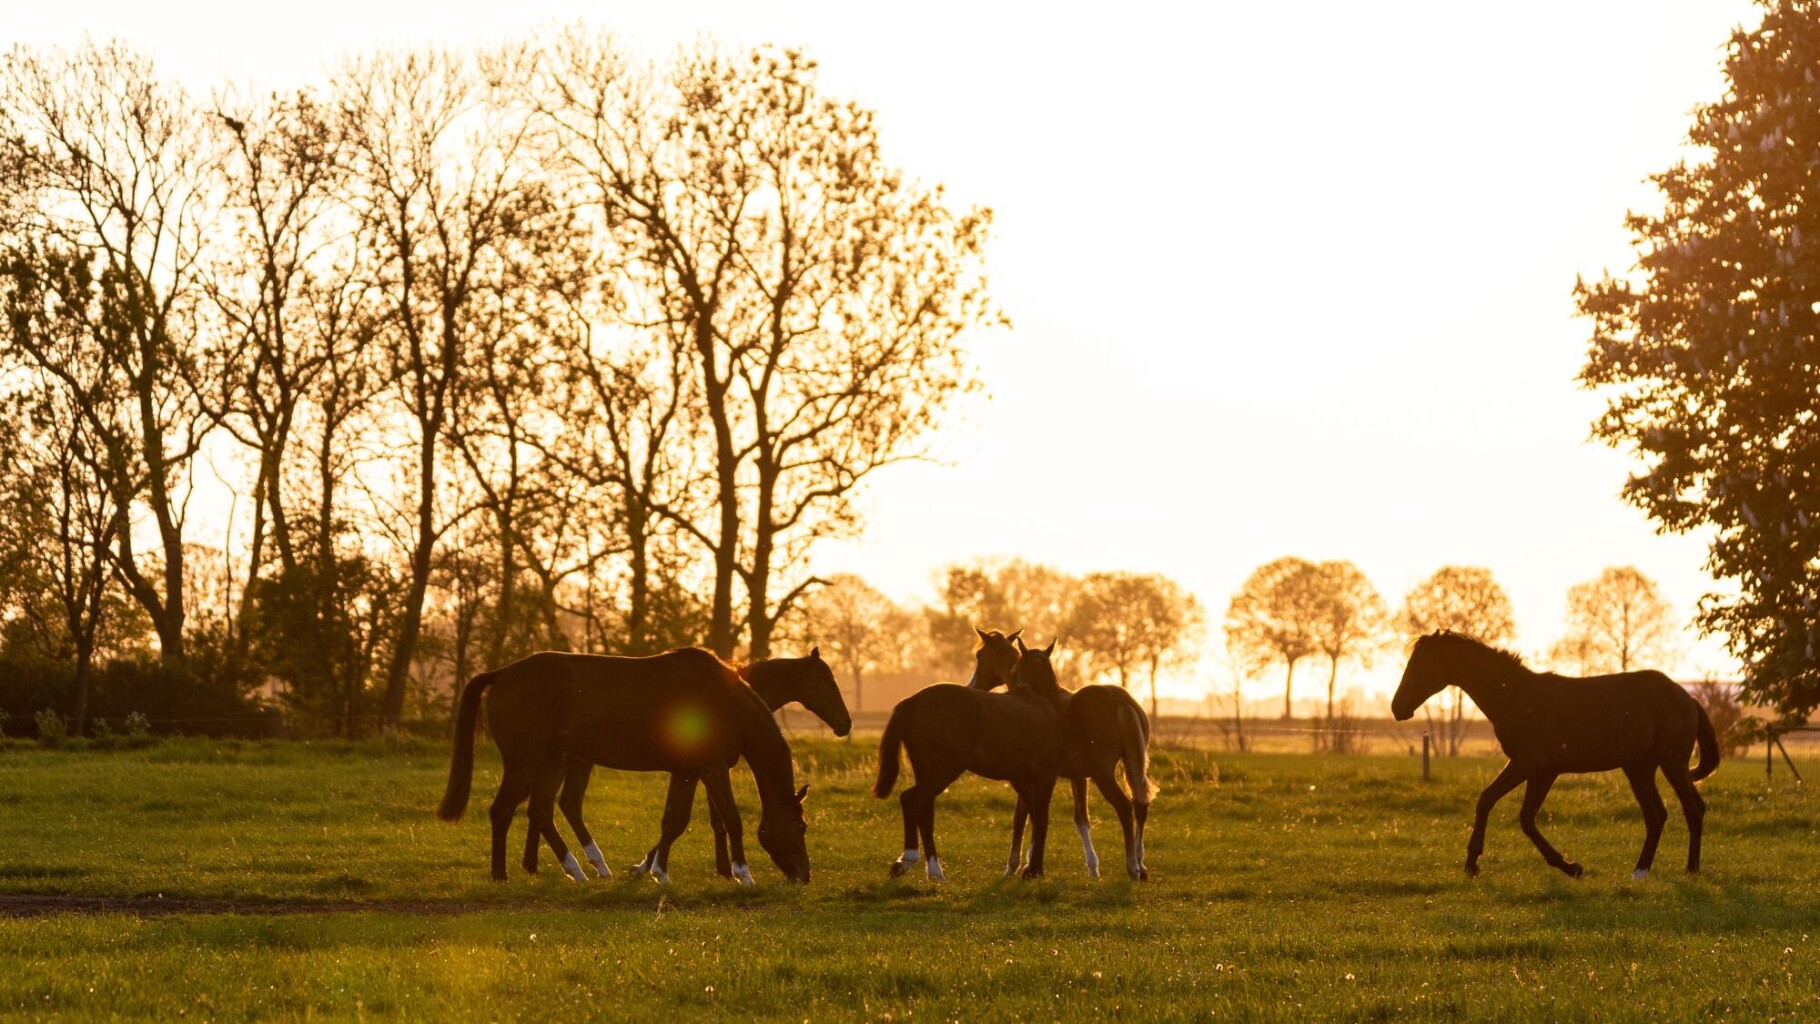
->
(1012, 637), (1062, 701)
(796, 647), (852, 736)
(757, 782), (812, 883)
(965, 626), (1023, 691)
(1392, 631), (1455, 720)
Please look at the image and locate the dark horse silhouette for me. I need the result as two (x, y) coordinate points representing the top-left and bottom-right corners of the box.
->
(438, 648), (811, 883)
(972, 646), (1154, 880)
(874, 628), (1065, 880)
(521, 649), (849, 883)
(1391, 630), (1719, 879)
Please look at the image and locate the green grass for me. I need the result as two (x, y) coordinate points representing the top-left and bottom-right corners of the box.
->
(1, 737), (1817, 1021)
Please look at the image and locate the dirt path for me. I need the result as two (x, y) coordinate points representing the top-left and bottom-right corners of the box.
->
(0, 894), (538, 918)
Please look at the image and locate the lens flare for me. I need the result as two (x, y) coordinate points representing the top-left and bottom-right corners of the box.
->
(661, 704), (712, 758)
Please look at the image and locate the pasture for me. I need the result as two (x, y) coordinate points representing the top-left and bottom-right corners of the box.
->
(1, 736), (1817, 1021)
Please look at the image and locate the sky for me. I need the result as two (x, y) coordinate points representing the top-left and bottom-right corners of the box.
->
(10, 0), (1766, 701)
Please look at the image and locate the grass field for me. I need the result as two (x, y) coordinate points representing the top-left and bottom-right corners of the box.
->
(1, 735), (1818, 1021)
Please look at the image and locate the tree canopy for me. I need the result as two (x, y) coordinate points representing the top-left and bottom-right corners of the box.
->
(1578, 0), (1820, 716)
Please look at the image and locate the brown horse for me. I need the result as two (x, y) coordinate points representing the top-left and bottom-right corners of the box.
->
(975, 653), (1154, 881)
(873, 628), (1065, 880)
(438, 648), (811, 883)
(1391, 630), (1719, 879)
(524, 649), (849, 883)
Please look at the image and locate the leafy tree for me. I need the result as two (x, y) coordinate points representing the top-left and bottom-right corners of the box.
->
(1400, 566), (1516, 755)
(1068, 571), (1204, 720)
(926, 559), (1077, 679)
(1308, 561), (1389, 732)
(1225, 557), (1325, 720)
(1550, 566), (1678, 675)
(1577, 0), (1820, 716)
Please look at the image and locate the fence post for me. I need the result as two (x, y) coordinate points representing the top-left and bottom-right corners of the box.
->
(1422, 731), (1431, 782)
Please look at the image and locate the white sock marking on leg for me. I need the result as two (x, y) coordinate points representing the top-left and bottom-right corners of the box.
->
(1077, 822), (1100, 878)
(583, 841), (610, 878)
(926, 856), (946, 882)
(560, 852), (586, 882)
(731, 862), (753, 885)
(1632, 869), (1649, 881)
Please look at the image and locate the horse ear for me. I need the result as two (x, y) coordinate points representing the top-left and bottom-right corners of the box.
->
(974, 625), (989, 641)
(810, 645), (821, 660)
(1043, 639), (1057, 655)
(795, 784), (810, 804)
(1014, 635), (1027, 654)
(1009, 627), (1024, 641)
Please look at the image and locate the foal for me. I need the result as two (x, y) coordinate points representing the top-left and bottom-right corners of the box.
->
(1391, 630), (1719, 879)
(874, 628), (1065, 880)
(980, 659), (1154, 881)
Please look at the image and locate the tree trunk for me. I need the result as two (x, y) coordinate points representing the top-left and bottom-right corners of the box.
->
(381, 428), (438, 726)
(1282, 657), (1297, 720)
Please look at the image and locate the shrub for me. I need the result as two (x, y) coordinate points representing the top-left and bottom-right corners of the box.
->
(35, 708), (67, 743)
(124, 711), (150, 737)
(1688, 680), (1752, 757)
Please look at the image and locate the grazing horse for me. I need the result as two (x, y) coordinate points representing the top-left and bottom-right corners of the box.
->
(873, 628), (1065, 880)
(1391, 630), (1719, 879)
(524, 649), (850, 883)
(975, 653), (1154, 881)
(438, 648), (811, 884)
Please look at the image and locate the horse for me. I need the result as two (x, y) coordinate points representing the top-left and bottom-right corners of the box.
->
(873, 627), (1065, 881)
(522, 649), (849, 883)
(971, 646), (1154, 881)
(437, 647), (811, 884)
(1390, 630), (1720, 879)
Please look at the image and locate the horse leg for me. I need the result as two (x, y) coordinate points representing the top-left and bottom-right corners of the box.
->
(917, 769), (965, 882)
(1465, 761), (1526, 877)
(1004, 794), (1029, 877)
(1089, 767), (1137, 880)
(1070, 775), (1101, 879)
(891, 785), (924, 877)
(528, 759), (584, 881)
(1664, 762), (1707, 874)
(557, 760), (608, 878)
(698, 767), (753, 885)
(637, 773), (696, 885)
(489, 763), (533, 882)
(1618, 763), (1668, 879)
(708, 793), (734, 879)
(629, 773), (697, 881)
(1020, 773), (1059, 880)
(1660, 760), (1706, 874)
(1517, 773), (1579, 878)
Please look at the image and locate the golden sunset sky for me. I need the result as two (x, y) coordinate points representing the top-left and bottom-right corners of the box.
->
(11, 0), (1765, 700)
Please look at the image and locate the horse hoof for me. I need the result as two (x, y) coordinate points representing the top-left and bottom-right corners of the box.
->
(625, 865), (646, 879)
(1563, 862), (1584, 879)
(1463, 862), (1480, 878)
(1020, 867), (1043, 881)
(889, 861), (908, 878)
(1138, 866), (1149, 882)
(1631, 869), (1649, 881)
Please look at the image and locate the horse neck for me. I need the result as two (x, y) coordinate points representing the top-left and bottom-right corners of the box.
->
(741, 661), (795, 712)
(1016, 666), (1064, 708)
(1445, 646), (1526, 721)
(733, 689), (794, 805)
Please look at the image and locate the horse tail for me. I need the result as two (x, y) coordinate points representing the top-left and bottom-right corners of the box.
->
(1118, 693), (1155, 804)
(437, 671), (497, 821)
(874, 699), (912, 799)
(1691, 701), (1721, 783)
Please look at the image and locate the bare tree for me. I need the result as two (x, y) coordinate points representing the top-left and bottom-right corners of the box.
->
(1400, 565), (1516, 755)
(0, 42), (219, 662)
(335, 45), (557, 724)
(1225, 556), (1325, 720)
(531, 38), (998, 658)
(1550, 566), (1678, 674)
(793, 574), (903, 713)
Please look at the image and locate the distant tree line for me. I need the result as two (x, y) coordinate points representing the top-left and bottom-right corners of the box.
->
(0, 35), (998, 735)
(1223, 559), (1685, 755)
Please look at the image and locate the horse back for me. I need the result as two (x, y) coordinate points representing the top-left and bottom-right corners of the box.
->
(1499, 670), (1701, 772)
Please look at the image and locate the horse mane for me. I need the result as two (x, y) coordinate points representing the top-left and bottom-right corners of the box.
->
(1423, 629), (1529, 673)
(1013, 649), (1063, 698)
